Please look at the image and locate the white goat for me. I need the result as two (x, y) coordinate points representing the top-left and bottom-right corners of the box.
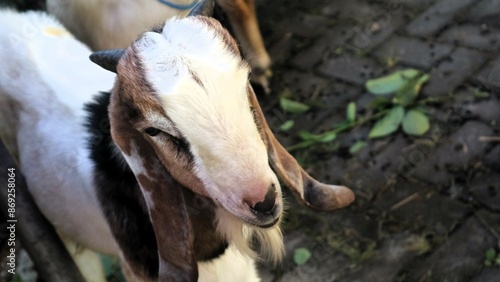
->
(46, 0), (273, 92)
(0, 1), (354, 281)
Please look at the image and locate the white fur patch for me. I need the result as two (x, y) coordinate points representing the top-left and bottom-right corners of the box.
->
(136, 17), (277, 209)
(0, 9), (118, 255)
(121, 141), (154, 181)
(121, 141), (156, 209)
(198, 245), (260, 282)
(0, 10), (115, 120)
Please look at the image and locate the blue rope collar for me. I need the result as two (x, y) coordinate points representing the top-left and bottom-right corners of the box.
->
(157, 0), (199, 10)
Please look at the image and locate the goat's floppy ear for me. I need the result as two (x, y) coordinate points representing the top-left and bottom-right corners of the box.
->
(187, 0), (215, 17)
(132, 149), (197, 280)
(89, 49), (125, 73)
(248, 85), (355, 210)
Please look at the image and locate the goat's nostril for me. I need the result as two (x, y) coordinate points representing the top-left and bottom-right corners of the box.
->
(252, 186), (276, 213)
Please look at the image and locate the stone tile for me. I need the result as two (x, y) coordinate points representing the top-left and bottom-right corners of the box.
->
(342, 165), (389, 205)
(317, 56), (386, 86)
(438, 24), (500, 52)
(374, 182), (469, 235)
(475, 56), (500, 90)
(268, 32), (295, 66)
(400, 0), (438, 9)
(410, 121), (494, 185)
(466, 0), (500, 22)
(322, 0), (383, 22)
(483, 144), (500, 170)
(453, 96), (500, 124)
(317, 82), (364, 110)
(291, 109), (345, 136)
(286, 14), (331, 39)
(266, 14), (331, 50)
(342, 13), (406, 53)
(470, 174), (500, 212)
(472, 268), (500, 282)
(291, 24), (356, 70)
(406, 212), (499, 282)
(370, 135), (412, 173)
(373, 36), (453, 69)
(422, 47), (487, 96)
(310, 155), (349, 185)
(406, 0), (476, 37)
(337, 233), (424, 282)
(272, 70), (330, 99)
(272, 231), (351, 282)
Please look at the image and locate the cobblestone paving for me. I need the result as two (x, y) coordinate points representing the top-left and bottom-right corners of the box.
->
(255, 0), (500, 281)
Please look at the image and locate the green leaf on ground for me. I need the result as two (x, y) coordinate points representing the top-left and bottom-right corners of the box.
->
(349, 140), (367, 154)
(369, 97), (391, 109)
(279, 120), (295, 131)
(394, 74), (430, 106)
(317, 132), (337, 142)
(369, 106), (405, 138)
(287, 140), (317, 151)
(299, 131), (337, 143)
(485, 248), (496, 260)
(280, 97), (310, 114)
(484, 248), (500, 267)
(346, 102), (356, 122)
(402, 109), (430, 136)
(11, 274), (22, 282)
(474, 89), (490, 98)
(294, 248), (312, 266)
(365, 69), (421, 95)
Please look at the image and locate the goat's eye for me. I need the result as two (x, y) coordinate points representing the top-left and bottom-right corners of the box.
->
(144, 127), (161, 136)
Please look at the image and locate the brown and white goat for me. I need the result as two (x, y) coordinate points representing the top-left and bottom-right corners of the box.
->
(47, 0), (273, 92)
(0, 1), (354, 281)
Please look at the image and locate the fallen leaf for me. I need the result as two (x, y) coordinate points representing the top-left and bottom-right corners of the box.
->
(369, 106), (405, 138)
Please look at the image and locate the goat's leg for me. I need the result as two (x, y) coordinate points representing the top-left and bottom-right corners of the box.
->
(217, 0), (272, 93)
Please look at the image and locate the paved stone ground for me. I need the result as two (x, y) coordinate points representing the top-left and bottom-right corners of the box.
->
(253, 0), (500, 281)
(5, 0), (500, 281)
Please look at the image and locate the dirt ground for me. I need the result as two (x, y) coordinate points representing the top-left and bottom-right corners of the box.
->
(3, 0), (500, 281)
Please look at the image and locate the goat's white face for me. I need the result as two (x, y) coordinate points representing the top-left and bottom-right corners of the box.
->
(110, 17), (282, 228)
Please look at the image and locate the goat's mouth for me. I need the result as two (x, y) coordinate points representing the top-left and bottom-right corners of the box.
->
(244, 202), (282, 228)
(220, 199), (282, 229)
(249, 215), (281, 228)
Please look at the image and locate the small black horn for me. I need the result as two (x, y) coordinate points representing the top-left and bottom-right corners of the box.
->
(187, 0), (215, 17)
(89, 49), (125, 73)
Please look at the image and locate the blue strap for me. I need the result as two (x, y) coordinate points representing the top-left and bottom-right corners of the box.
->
(157, 0), (199, 10)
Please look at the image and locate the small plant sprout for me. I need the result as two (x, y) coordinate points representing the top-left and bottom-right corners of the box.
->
(282, 69), (450, 152)
(280, 96), (310, 114)
(365, 68), (431, 138)
(293, 248), (312, 266)
(484, 248), (500, 267)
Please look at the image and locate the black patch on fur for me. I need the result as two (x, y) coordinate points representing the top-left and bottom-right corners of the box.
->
(84, 92), (228, 278)
(84, 92), (159, 279)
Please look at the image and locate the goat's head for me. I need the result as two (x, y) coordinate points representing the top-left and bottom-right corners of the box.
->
(90, 0), (354, 278)
(102, 18), (281, 225)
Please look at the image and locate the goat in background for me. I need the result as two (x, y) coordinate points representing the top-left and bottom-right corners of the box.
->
(0, 0), (354, 281)
(47, 0), (273, 92)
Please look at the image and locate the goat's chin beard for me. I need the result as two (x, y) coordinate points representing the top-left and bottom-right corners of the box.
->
(215, 208), (284, 264)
